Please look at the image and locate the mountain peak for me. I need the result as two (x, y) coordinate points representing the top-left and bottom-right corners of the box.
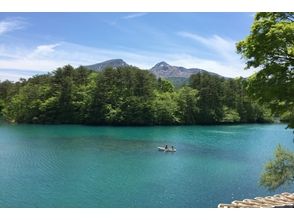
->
(155, 61), (170, 67)
(150, 62), (218, 78)
(104, 59), (126, 64)
(84, 59), (129, 72)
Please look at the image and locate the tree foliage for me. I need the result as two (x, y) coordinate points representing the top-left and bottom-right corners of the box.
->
(189, 73), (271, 124)
(260, 145), (294, 191)
(237, 12), (294, 190)
(189, 73), (224, 124)
(237, 12), (294, 128)
(0, 65), (271, 125)
(177, 86), (199, 124)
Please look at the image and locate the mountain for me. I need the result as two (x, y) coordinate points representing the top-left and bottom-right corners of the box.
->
(84, 59), (221, 80)
(150, 61), (219, 78)
(84, 59), (129, 72)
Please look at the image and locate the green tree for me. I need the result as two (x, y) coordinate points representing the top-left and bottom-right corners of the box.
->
(260, 145), (294, 190)
(120, 97), (154, 125)
(152, 91), (179, 125)
(177, 86), (199, 124)
(157, 77), (175, 93)
(87, 66), (156, 125)
(52, 65), (75, 123)
(237, 12), (294, 127)
(237, 12), (294, 190)
(71, 68), (94, 123)
(3, 75), (55, 123)
(86, 72), (108, 124)
(221, 106), (240, 123)
(0, 80), (24, 116)
(189, 73), (224, 124)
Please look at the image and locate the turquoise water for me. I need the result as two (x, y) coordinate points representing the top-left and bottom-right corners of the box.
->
(0, 124), (293, 207)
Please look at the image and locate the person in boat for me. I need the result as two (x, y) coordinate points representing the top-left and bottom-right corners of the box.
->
(165, 145), (168, 150)
(171, 146), (174, 150)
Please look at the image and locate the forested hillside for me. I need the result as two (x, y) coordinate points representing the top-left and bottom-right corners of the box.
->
(0, 65), (272, 125)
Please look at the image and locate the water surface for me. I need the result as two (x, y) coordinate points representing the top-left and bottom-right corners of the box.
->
(0, 124), (293, 207)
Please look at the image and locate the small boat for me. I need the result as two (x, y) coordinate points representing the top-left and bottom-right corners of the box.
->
(165, 148), (176, 152)
(158, 147), (166, 151)
(158, 146), (176, 152)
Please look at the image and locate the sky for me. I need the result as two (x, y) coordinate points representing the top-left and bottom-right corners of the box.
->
(0, 12), (256, 81)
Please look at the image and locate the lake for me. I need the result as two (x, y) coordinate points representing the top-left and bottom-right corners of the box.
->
(0, 124), (293, 207)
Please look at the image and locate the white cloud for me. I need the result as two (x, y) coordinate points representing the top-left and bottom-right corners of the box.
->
(163, 53), (251, 78)
(0, 17), (27, 35)
(34, 44), (59, 54)
(0, 38), (254, 81)
(122, 13), (148, 20)
(28, 43), (60, 58)
(176, 31), (254, 77)
(0, 71), (27, 82)
(177, 32), (237, 62)
(0, 69), (45, 82)
(0, 42), (156, 78)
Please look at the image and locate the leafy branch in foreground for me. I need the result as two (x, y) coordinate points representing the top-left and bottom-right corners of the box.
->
(260, 145), (294, 190)
(237, 12), (294, 128)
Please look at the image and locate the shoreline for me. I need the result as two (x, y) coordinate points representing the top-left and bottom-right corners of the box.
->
(0, 121), (285, 128)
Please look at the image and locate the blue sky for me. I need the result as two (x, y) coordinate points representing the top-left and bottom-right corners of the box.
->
(0, 13), (255, 81)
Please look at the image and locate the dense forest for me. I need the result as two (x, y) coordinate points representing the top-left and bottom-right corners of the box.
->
(0, 65), (272, 125)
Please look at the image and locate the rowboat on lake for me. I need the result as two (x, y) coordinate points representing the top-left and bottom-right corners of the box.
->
(158, 146), (176, 152)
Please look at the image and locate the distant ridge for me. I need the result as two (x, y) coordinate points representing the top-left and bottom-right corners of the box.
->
(84, 59), (222, 79)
